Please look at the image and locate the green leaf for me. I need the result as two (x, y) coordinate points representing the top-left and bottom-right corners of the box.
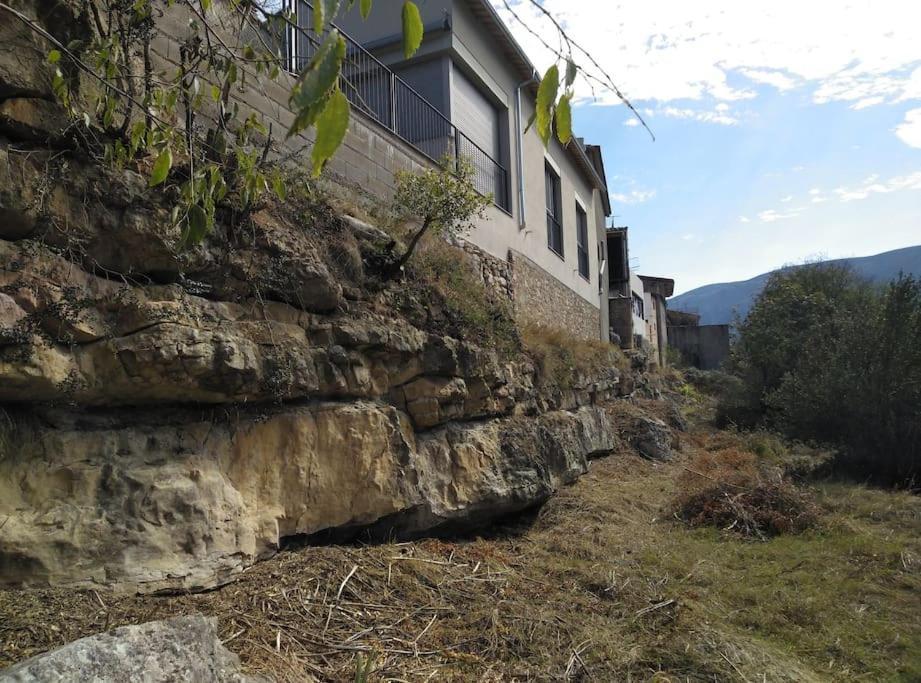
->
(47, 49), (61, 65)
(555, 93), (572, 145)
(184, 204), (210, 245)
(313, 1), (324, 32)
(311, 88), (350, 177)
(360, 0), (372, 19)
(565, 59), (577, 88)
(149, 147), (172, 187)
(535, 64), (559, 146)
(288, 30), (346, 136)
(402, 1), (423, 59)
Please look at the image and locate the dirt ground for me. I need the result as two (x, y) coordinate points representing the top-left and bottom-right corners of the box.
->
(2, 401), (920, 682)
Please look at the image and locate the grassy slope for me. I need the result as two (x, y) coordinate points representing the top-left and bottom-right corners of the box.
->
(1, 408), (919, 681)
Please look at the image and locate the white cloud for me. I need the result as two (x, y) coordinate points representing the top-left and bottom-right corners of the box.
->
(809, 188), (821, 195)
(739, 215), (750, 223)
(759, 207), (804, 223)
(832, 171), (921, 201)
(623, 118), (640, 127)
(738, 68), (799, 91)
(494, 1), (921, 114)
(610, 188), (657, 205)
(780, 195), (794, 203)
(895, 108), (921, 149)
(646, 106), (740, 126)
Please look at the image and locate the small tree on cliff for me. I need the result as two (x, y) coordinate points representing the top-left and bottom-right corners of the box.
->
(389, 159), (491, 277)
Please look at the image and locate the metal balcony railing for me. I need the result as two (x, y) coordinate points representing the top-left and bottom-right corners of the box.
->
(282, 0), (511, 212)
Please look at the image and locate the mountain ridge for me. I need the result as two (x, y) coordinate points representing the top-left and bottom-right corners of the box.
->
(669, 245), (921, 325)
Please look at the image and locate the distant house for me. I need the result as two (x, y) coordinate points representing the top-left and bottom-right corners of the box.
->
(288, 0), (614, 341)
(603, 226), (674, 366)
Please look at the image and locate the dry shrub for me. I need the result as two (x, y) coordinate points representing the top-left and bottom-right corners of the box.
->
(675, 448), (818, 538)
(522, 322), (628, 388)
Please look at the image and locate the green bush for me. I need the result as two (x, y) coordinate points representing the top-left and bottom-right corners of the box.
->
(722, 263), (921, 487)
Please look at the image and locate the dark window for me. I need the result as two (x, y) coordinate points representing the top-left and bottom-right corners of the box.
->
(576, 205), (589, 279)
(545, 163), (563, 257)
(632, 292), (645, 319)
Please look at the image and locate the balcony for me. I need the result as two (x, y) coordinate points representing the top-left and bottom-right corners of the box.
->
(283, 0), (511, 212)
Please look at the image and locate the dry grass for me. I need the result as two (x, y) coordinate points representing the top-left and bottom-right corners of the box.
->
(398, 237), (520, 356)
(1, 410), (919, 682)
(675, 448), (820, 538)
(522, 322), (628, 389)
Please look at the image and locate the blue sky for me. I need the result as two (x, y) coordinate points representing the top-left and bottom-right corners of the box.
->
(495, 1), (921, 294)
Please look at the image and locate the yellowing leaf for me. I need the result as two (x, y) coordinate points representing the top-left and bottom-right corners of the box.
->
(402, 1), (423, 59)
(47, 49), (61, 64)
(556, 93), (572, 145)
(311, 88), (350, 177)
(535, 64), (559, 146)
(360, 0), (372, 19)
(149, 147), (172, 187)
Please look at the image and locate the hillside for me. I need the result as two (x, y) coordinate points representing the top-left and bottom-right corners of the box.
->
(669, 245), (921, 324)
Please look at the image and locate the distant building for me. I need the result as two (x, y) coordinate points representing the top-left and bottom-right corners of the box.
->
(666, 310), (731, 370)
(603, 226), (675, 367)
(639, 276), (674, 369)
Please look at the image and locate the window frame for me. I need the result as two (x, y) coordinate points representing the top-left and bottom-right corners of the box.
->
(545, 162), (564, 258)
(575, 203), (589, 281)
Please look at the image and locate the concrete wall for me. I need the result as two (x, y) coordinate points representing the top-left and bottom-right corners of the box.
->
(668, 325), (731, 371)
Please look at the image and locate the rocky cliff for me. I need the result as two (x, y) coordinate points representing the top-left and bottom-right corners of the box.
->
(0, 0), (627, 593)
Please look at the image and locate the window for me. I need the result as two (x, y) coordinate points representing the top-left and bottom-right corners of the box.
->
(632, 292), (645, 319)
(545, 163), (563, 257)
(576, 204), (589, 279)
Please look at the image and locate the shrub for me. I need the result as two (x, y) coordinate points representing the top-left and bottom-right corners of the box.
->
(674, 449), (819, 538)
(522, 322), (628, 388)
(723, 263), (921, 487)
(389, 159), (491, 276)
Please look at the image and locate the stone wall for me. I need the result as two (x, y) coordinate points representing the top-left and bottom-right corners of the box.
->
(510, 250), (601, 341)
(457, 239), (515, 302)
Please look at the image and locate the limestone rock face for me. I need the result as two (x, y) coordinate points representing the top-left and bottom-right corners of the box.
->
(0, 403), (613, 592)
(0, 20), (624, 595)
(0, 615), (264, 683)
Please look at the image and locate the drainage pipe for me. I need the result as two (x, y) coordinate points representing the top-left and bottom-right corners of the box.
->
(514, 72), (539, 229)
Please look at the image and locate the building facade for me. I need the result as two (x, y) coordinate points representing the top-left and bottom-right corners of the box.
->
(334, 0), (612, 340)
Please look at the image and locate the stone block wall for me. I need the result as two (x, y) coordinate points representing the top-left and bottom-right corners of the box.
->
(509, 250), (601, 341)
(457, 239), (514, 302)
